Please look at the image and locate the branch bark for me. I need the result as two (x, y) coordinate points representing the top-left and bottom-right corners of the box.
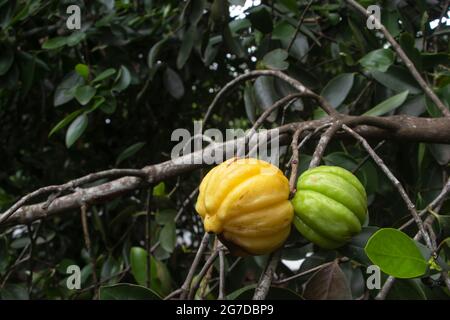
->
(2, 115), (450, 227)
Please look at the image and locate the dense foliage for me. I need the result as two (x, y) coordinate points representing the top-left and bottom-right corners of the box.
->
(0, 0), (449, 300)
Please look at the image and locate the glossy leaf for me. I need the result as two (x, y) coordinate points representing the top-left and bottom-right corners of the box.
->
(372, 66), (421, 94)
(262, 48), (289, 71)
(42, 36), (67, 50)
(159, 221), (176, 253)
(99, 284), (161, 300)
(74, 85), (96, 105)
(163, 67), (185, 99)
(359, 48), (394, 72)
(54, 72), (84, 107)
(321, 73), (354, 108)
(113, 66), (131, 92)
(363, 90), (409, 116)
(177, 25), (196, 69)
(92, 68), (116, 83)
(365, 228), (428, 278)
(116, 142), (146, 166)
(48, 109), (84, 137)
(75, 64), (90, 80)
(65, 113), (88, 148)
(0, 45), (14, 76)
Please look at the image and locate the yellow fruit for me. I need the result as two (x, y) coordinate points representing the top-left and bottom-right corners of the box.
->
(195, 158), (294, 256)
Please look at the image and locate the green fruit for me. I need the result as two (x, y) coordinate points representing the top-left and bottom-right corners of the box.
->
(292, 166), (367, 249)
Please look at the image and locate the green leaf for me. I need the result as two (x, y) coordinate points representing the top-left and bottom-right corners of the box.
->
(359, 48), (395, 72)
(54, 72), (85, 107)
(254, 76), (279, 122)
(152, 182), (166, 197)
(339, 227), (379, 266)
(100, 97), (117, 114)
(75, 64), (89, 81)
(247, 6), (273, 34)
(386, 279), (427, 300)
(100, 256), (121, 284)
(129, 247), (172, 295)
(223, 24), (246, 58)
(66, 31), (86, 47)
(279, 0), (298, 13)
(163, 67), (185, 99)
(227, 284), (256, 300)
(177, 25), (196, 69)
(321, 73), (354, 108)
(99, 284), (161, 300)
(155, 209), (177, 226)
(365, 228), (428, 278)
(113, 65), (131, 92)
(86, 96), (106, 113)
(42, 36), (67, 50)
(18, 52), (35, 97)
(74, 85), (96, 105)
(147, 38), (168, 70)
(92, 68), (116, 83)
(243, 82), (257, 123)
(0, 284), (29, 300)
(372, 66), (421, 94)
(116, 142), (146, 166)
(0, 45), (14, 76)
(48, 109), (84, 137)
(130, 247), (149, 287)
(188, 0), (206, 25)
(159, 222), (176, 253)
(262, 48), (289, 71)
(363, 90), (409, 116)
(65, 114), (88, 148)
(428, 144), (450, 166)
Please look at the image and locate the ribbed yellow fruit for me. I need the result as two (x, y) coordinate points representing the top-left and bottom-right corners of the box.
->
(195, 158), (294, 256)
(292, 166), (368, 249)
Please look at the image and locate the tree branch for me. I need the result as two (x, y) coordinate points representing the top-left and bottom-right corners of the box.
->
(253, 249), (281, 300)
(345, 0), (450, 117)
(342, 125), (433, 249)
(2, 116), (450, 227)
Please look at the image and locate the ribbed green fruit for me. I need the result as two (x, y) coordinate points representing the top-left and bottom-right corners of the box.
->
(292, 166), (367, 249)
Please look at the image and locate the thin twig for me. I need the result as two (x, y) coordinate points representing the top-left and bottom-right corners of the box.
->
(274, 257), (349, 284)
(287, 0), (314, 53)
(188, 247), (220, 299)
(352, 140), (386, 173)
(342, 124), (433, 249)
(345, 0), (450, 117)
(218, 245), (226, 300)
(145, 187), (153, 288)
(80, 203), (99, 299)
(203, 70), (336, 125)
(399, 177), (450, 231)
(26, 224), (35, 298)
(289, 129), (302, 195)
(253, 249), (281, 300)
(309, 121), (342, 168)
(178, 232), (210, 299)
